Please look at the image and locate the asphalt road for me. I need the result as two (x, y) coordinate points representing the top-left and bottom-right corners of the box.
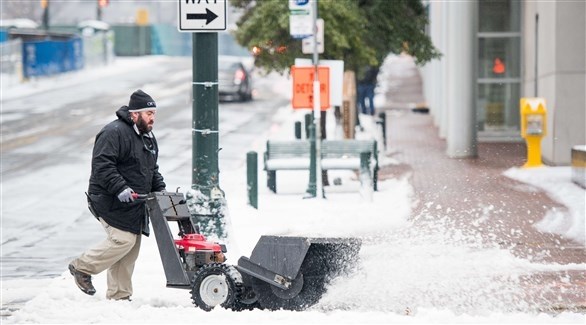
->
(0, 56), (289, 279)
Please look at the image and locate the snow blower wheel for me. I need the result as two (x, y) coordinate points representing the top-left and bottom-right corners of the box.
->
(190, 263), (239, 311)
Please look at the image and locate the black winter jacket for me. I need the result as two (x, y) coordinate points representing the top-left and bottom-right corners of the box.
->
(87, 106), (166, 235)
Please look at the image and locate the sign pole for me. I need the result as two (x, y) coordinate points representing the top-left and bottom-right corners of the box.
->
(312, 0), (324, 199)
(179, 0), (227, 239)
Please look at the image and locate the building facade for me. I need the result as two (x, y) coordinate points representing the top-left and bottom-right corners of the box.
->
(423, 0), (585, 165)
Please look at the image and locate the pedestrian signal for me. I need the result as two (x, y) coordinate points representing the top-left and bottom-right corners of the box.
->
(493, 58), (505, 74)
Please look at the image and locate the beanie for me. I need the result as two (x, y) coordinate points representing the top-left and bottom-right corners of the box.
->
(128, 89), (156, 112)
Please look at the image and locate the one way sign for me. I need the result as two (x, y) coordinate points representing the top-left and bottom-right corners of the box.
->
(178, 0), (226, 32)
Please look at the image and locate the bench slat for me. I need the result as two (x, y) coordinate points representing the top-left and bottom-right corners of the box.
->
(264, 139), (379, 192)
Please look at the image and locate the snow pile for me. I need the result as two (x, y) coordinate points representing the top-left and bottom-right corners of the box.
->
(505, 167), (585, 245)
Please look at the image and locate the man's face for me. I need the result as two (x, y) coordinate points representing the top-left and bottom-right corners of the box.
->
(134, 111), (156, 134)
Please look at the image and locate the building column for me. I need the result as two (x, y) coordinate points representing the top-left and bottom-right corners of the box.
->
(439, 2), (449, 139)
(428, 1), (444, 128)
(446, 0), (477, 158)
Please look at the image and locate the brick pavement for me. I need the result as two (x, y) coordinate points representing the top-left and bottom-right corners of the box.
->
(377, 110), (586, 312)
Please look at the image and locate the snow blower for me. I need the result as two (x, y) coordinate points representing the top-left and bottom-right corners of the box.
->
(141, 191), (361, 311)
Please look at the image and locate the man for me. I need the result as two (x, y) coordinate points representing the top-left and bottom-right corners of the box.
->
(357, 65), (379, 116)
(69, 89), (166, 301)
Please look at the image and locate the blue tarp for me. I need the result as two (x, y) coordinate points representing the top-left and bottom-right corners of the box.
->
(22, 37), (84, 78)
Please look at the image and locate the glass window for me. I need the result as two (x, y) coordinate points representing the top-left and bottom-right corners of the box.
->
(477, 0), (521, 135)
(479, 0), (521, 33)
(478, 36), (521, 79)
(477, 83), (520, 132)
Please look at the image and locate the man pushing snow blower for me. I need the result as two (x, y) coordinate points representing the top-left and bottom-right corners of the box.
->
(67, 91), (361, 310)
(68, 89), (165, 301)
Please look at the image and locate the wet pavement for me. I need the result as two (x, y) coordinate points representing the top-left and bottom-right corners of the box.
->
(377, 109), (586, 312)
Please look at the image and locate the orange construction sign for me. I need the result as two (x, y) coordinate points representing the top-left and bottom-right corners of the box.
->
(291, 65), (330, 110)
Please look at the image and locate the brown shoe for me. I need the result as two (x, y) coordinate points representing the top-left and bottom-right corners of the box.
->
(68, 264), (96, 296)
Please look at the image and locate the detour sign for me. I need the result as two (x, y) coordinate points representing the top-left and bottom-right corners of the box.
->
(291, 65), (330, 110)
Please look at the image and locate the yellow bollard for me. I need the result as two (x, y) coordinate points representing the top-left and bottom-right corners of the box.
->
(520, 98), (547, 168)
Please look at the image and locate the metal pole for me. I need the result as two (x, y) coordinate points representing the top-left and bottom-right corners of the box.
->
(312, 0), (324, 198)
(42, 0), (49, 30)
(191, 32), (226, 238)
(304, 113), (312, 138)
(294, 121), (302, 139)
(534, 14), (539, 97)
(305, 124), (317, 197)
(246, 151), (258, 209)
(97, 3), (102, 21)
(192, 32), (220, 195)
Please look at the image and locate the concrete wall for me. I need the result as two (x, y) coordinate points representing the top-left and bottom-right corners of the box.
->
(523, 1), (586, 165)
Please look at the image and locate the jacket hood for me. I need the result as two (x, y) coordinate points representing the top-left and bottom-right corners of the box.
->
(116, 106), (133, 125)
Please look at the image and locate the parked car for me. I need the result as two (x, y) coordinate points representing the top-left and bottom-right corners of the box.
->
(218, 55), (253, 102)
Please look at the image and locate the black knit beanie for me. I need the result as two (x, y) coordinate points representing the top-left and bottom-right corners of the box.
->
(128, 89), (156, 112)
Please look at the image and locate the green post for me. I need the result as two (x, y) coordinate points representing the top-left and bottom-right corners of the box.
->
(360, 151), (372, 188)
(295, 121), (302, 139)
(378, 112), (387, 150)
(360, 151), (371, 173)
(247, 151), (258, 209)
(304, 113), (312, 139)
(190, 32), (226, 239)
(305, 124), (317, 197)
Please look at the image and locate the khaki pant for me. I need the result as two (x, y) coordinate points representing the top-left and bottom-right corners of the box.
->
(71, 217), (141, 300)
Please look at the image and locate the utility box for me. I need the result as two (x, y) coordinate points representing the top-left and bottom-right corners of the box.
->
(520, 98), (547, 168)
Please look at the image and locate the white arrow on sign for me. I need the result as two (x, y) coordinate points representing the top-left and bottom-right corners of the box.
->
(178, 0), (227, 32)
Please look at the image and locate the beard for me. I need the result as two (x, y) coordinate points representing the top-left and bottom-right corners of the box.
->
(136, 114), (153, 134)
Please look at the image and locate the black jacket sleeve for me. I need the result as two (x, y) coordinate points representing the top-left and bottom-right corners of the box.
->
(151, 163), (166, 192)
(92, 128), (128, 196)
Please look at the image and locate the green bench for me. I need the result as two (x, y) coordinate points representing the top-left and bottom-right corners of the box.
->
(263, 139), (379, 193)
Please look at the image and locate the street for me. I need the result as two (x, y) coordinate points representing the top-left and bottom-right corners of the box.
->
(1, 56), (289, 279)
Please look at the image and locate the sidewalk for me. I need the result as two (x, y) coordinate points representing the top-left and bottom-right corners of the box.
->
(377, 109), (586, 311)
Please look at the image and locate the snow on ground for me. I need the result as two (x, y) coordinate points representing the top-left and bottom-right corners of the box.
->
(2, 56), (585, 324)
(504, 167), (585, 245)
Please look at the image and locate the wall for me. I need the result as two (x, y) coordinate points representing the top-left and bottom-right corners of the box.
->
(523, 1), (586, 165)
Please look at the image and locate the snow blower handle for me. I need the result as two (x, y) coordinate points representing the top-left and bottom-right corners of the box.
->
(131, 193), (149, 200)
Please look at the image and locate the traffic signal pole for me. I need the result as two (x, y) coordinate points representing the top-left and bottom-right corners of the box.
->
(41, 0), (49, 30)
